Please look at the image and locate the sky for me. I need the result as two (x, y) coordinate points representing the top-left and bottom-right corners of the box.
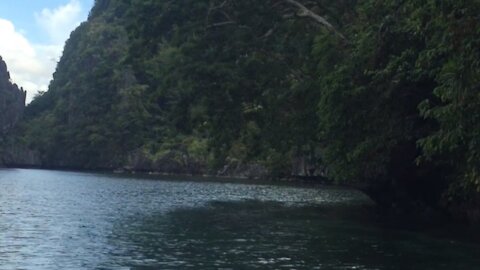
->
(0, 0), (94, 102)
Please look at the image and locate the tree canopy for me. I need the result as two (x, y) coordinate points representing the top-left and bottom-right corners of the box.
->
(18, 0), (480, 216)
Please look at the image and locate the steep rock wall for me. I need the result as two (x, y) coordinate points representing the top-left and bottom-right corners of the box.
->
(0, 56), (26, 166)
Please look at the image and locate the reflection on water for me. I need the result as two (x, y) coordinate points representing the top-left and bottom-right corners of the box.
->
(0, 169), (479, 269)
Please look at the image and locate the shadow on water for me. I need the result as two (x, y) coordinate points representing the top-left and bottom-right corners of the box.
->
(1, 169), (479, 269)
(104, 201), (480, 270)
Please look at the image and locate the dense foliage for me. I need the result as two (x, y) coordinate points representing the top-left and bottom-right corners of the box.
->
(19, 0), (480, 215)
(0, 56), (26, 163)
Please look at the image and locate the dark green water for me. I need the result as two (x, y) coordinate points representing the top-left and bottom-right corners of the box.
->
(0, 169), (478, 269)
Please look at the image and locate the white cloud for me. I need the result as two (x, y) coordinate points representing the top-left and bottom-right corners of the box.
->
(35, 0), (83, 43)
(0, 0), (86, 103)
(0, 19), (46, 102)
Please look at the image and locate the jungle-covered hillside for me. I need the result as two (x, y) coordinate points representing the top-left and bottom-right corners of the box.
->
(5, 0), (480, 218)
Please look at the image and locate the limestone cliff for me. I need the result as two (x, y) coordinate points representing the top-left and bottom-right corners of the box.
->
(0, 56), (26, 165)
(0, 56), (25, 133)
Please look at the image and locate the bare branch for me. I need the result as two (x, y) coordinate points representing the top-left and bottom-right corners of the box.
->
(283, 0), (347, 41)
(207, 21), (236, 28)
(262, 28), (275, 38)
(205, 0), (233, 31)
(211, 0), (228, 10)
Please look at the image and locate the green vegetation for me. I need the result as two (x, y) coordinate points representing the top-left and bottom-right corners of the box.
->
(0, 56), (26, 164)
(14, 0), (480, 217)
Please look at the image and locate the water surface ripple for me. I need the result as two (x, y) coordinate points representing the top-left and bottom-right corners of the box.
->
(0, 169), (478, 269)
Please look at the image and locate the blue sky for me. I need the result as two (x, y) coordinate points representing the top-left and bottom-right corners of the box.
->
(0, 0), (94, 102)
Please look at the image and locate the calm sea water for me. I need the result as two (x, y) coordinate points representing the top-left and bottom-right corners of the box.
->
(0, 169), (478, 269)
